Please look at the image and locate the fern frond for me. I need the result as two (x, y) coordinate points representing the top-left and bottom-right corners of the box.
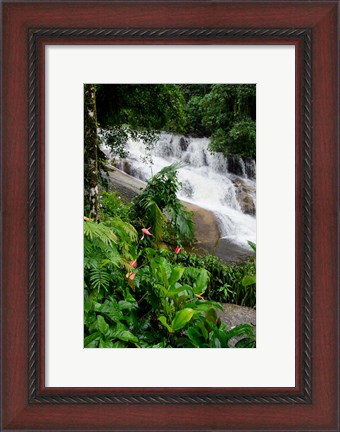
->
(112, 218), (138, 243)
(90, 267), (111, 292)
(84, 221), (118, 245)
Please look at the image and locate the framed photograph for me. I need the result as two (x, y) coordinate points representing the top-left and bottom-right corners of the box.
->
(1, 1), (338, 431)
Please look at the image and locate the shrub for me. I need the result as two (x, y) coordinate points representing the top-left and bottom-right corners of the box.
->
(100, 190), (131, 221)
(131, 163), (195, 246)
(159, 248), (256, 308)
(84, 221), (255, 348)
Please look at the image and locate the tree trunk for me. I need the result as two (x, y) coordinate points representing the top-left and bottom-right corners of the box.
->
(84, 84), (100, 222)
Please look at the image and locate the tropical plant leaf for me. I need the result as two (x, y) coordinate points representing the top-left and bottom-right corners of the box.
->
(84, 331), (101, 348)
(90, 267), (111, 292)
(242, 275), (256, 287)
(99, 338), (114, 348)
(145, 200), (166, 246)
(84, 220), (118, 244)
(172, 308), (195, 331)
(169, 267), (185, 286)
(193, 268), (210, 294)
(97, 315), (110, 336)
(110, 329), (139, 345)
(247, 240), (256, 252)
(158, 315), (173, 333)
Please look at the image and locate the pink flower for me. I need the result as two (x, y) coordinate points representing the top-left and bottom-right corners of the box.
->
(141, 227), (153, 240)
(126, 272), (136, 280)
(129, 260), (137, 267)
(175, 247), (182, 254)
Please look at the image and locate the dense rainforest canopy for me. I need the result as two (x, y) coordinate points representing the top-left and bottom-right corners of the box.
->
(95, 83), (256, 158)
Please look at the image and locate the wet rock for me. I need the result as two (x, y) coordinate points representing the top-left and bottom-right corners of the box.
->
(227, 155), (246, 176)
(105, 167), (253, 263)
(179, 136), (189, 151)
(232, 178), (256, 216)
(219, 303), (256, 329)
(218, 303), (256, 347)
(244, 158), (256, 179)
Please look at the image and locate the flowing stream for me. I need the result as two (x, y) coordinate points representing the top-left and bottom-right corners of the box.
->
(111, 132), (256, 255)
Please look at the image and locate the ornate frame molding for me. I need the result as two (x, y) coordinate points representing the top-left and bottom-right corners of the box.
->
(27, 27), (312, 405)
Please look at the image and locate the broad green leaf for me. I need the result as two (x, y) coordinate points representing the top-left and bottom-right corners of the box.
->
(158, 315), (173, 333)
(118, 300), (138, 310)
(97, 315), (109, 335)
(212, 337), (222, 348)
(112, 341), (126, 348)
(84, 331), (101, 348)
(99, 338), (114, 348)
(197, 319), (209, 340)
(124, 290), (137, 303)
(185, 301), (223, 312)
(159, 265), (169, 288)
(172, 308), (195, 331)
(154, 257), (172, 280)
(242, 275), (256, 287)
(93, 302), (104, 312)
(168, 286), (188, 296)
(155, 284), (174, 300)
(193, 269), (209, 294)
(247, 240), (256, 252)
(202, 300), (224, 311)
(84, 300), (92, 313)
(151, 342), (165, 348)
(85, 339), (100, 348)
(169, 267), (185, 286)
(102, 309), (124, 322)
(187, 327), (204, 347)
(110, 329), (139, 344)
(145, 200), (166, 246)
(205, 307), (217, 323)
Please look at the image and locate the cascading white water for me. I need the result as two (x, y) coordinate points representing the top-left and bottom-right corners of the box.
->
(112, 132), (256, 254)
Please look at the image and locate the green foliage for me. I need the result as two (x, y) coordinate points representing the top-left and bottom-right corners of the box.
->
(210, 119), (256, 159)
(225, 119), (256, 157)
(95, 84), (255, 161)
(96, 84), (187, 133)
(131, 163), (195, 246)
(84, 84), (257, 348)
(84, 222), (255, 348)
(241, 241), (256, 288)
(96, 84), (187, 161)
(84, 219), (138, 295)
(101, 190), (131, 221)
(185, 84), (256, 158)
(159, 248), (256, 308)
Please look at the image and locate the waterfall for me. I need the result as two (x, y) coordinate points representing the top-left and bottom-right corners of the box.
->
(110, 132), (256, 254)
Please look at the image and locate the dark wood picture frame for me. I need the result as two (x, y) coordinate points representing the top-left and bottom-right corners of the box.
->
(1, 1), (338, 430)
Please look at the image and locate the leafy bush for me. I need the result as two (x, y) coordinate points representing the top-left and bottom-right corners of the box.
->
(184, 84), (256, 158)
(159, 248), (256, 308)
(84, 221), (255, 348)
(131, 163), (195, 246)
(100, 190), (131, 221)
(84, 219), (138, 295)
